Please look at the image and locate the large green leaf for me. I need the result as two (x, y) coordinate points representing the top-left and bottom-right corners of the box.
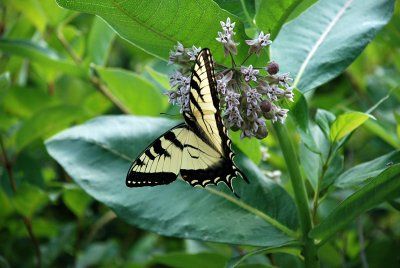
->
(45, 116), (299, 247)
(310, 164), (400, 243)
(335, 150), (400, 188)
(271, 0), (395, 92)
(56, 0), (248, 62)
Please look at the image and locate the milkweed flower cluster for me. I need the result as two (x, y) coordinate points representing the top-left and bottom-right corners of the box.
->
(167, 18), (294, 140)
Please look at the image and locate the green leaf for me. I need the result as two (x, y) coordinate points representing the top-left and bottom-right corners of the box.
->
(322, 153), (343, 189)
(230, 131), (261, 164)
(40, 0), (71, 26)
(271, 0), (395, 92)
(364, 119), (400, 148)
(95, 66), (167, 116)
(315, 109), (336, 139)
(310, 164), (400, 243)
(255, 0), (303, 39)
(330, 111), (370, 142)
(12, 183), (48, 218)
(31, 218), (59, 238)
(286, 0), (318, 22)
(335, 150), (400, 188)
(55, 0), (249, 62)
(145, 66), (170, 91)
(16, 105), (87, 152)
(85, 17), (116, 66)
(299, 140), (321, 189)
(46, 116), (299, 247)
(0, 39), (86, 78)
(151, 252), (228, 268)
(62, 187), (93, 218)
(214, 0), (256, 25)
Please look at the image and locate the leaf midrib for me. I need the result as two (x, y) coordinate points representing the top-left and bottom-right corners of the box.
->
(293, 0), (354, 88)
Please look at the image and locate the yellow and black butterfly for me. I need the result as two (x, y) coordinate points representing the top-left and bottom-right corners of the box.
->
(126, 48), (248, 196)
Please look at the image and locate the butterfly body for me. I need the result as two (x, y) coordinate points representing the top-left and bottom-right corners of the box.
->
(126, 48), (248, 195)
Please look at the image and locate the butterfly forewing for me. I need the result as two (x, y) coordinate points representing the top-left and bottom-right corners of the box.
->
(187, 49), (225, 154)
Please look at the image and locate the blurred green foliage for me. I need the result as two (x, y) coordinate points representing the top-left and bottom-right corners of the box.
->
(0, 0), (399, 267)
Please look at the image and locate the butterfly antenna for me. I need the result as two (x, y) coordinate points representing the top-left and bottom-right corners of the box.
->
(160, 112), (179, 118)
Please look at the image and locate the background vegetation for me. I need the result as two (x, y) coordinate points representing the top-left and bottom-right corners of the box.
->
(0, 0), (399, 267)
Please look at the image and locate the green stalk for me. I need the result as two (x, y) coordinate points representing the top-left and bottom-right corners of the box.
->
(274, 124), (319, 268)
(312, 145), (333, 223)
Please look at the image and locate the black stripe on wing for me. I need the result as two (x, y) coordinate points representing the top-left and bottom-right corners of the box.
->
(126, 123), (187, 187)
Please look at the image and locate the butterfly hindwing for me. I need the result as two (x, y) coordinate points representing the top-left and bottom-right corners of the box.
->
(180, 131), (244, 193)
(126, 124), (188, 187)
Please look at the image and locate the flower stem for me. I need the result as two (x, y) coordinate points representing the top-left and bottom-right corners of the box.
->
(89, 66), (131, 115)
(239, 53), (252, 66)
(273, 124), (319, 268)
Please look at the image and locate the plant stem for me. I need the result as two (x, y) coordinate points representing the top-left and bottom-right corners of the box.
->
(0, 137), (42, 268)
(240, 53), (252, 66)
(56, 24), (82, 65)
(311, 145), (333, 223)
(273, 124), (319, 268)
